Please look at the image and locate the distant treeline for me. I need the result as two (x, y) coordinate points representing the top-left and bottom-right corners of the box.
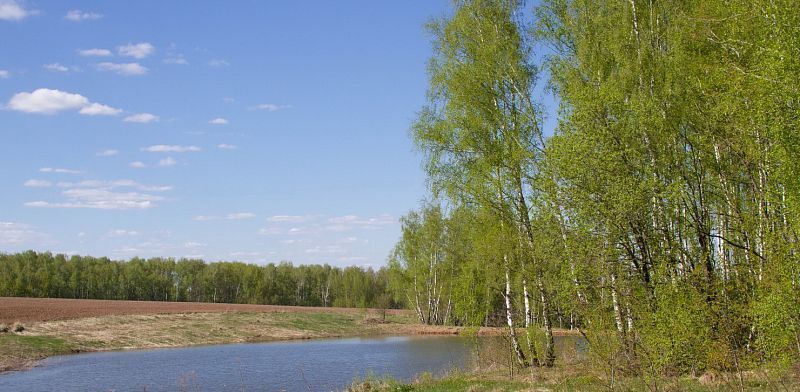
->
(0, 251), (396, 309)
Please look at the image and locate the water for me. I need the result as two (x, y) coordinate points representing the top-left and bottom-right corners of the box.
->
(0, 335), (587, 392)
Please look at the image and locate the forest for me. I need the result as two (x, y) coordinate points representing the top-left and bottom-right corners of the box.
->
(0, 251), (394, 309)
(388, 0), (800, 380)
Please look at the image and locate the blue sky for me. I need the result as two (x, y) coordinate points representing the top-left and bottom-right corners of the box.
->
(0, 1), (556, 267)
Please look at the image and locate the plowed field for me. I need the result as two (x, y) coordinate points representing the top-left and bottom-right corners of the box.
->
(0, 297), (409, 323)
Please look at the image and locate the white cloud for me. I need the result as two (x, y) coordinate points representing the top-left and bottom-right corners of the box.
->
(97, 62), (148, 76)
(305, 245), (345, 255)
(6, 88), (120, 116)
(209, 117), (228, 125)
(24, 179), (52, 187)
(257, 227), (283, 235)
(217, 144), (237, 150)
(267, 215), (315, 223)
(258, 213), (396, 241)
(78, 48), (112, 57)
(124, 113), (159, 123)
(158, 157), (177, 167)
(142, 144), (201, 153)
(39, 167), (82, 174)
(129, 161), (147, 168)
(25, 190), (163, 210)
(25, 180), (171, 210)
(0, 70), (8, 78)
(0, 0), (35, 21)
(65, 10), (102, 21)
(79, 102), (122, 116)
(0, 221), (46, 245)
(54, 179), (172, 192)
(44, 63), (69, 72)
(208, 59), (229, 67)
(251, 103), (292, 112)
(118, 42), (154, 59)
(7, 88), (87, 114)
(184, 241), (207, 248)
(97, 149), (118, 157)
(326, 214), (396, 231)
(226, 212), (255, 220)
(107, 229), (138, 237)
(164, 55), (187, 65)
(194, 212), (255, 221)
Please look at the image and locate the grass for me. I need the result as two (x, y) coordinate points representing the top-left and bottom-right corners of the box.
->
(0, 334), (74, 372)
(349, 369), (800, 392)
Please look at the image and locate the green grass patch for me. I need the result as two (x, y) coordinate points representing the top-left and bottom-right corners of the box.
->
(0, 334), (74, 372)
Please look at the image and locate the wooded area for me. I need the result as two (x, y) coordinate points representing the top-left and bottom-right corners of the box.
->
(0, 251), (394, 309)
(389, 0), (800, 378)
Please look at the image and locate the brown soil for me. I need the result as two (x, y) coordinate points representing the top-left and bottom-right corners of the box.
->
(0, 297), (411, 323)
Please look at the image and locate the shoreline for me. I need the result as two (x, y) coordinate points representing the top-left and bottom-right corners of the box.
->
(0, 297), (580, 374)
(0, 309), (580, 374)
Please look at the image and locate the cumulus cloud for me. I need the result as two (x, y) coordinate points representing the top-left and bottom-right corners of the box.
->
(142, 145), (201, 153)
(79, 102), (122, 116)
(0, 0), (36, 21)
(209, 117), (228, 125)
(251, 103), (292, 112)
(78, 48), (112, 57)
(7, 89), (86, 114)
(118, 42), (154, 59)
(217, 144), (237, 150)
(6, 88), (120, 116)
(25, 179), (171, 210)
(39, 167), (82, 174)
(24, 179), (52, 187)
(64, 10), (102, 21)
(123, 113), (158, 123)
(97, 62), (148, 76)
(157, 157), (177, 167)
(44, 63), (69, 72)
(96, 149), (118, 157)
(129, 161), (146, 168)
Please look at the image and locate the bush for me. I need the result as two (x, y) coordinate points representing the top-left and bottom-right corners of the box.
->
(12, 323), (25, 333)
(0, 323), (9, 333)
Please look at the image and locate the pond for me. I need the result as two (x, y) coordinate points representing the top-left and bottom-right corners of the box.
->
(0, 335), (586, 392)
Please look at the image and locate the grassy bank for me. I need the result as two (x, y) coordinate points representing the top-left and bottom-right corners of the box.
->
(0, 310), (418, 372)
(349, 367), (800, 392)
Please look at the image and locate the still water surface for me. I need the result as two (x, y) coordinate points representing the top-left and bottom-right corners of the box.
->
(0, 335), (585, 392)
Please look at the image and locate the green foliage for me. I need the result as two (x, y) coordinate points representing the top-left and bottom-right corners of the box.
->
(395, 0), (800, 381)
(0, 251), (398, 309)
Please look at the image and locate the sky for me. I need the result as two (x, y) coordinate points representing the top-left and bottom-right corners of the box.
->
(0, 1), (556, 268)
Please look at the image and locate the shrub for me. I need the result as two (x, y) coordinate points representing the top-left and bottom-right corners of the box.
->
(12, 323), (25, 333)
